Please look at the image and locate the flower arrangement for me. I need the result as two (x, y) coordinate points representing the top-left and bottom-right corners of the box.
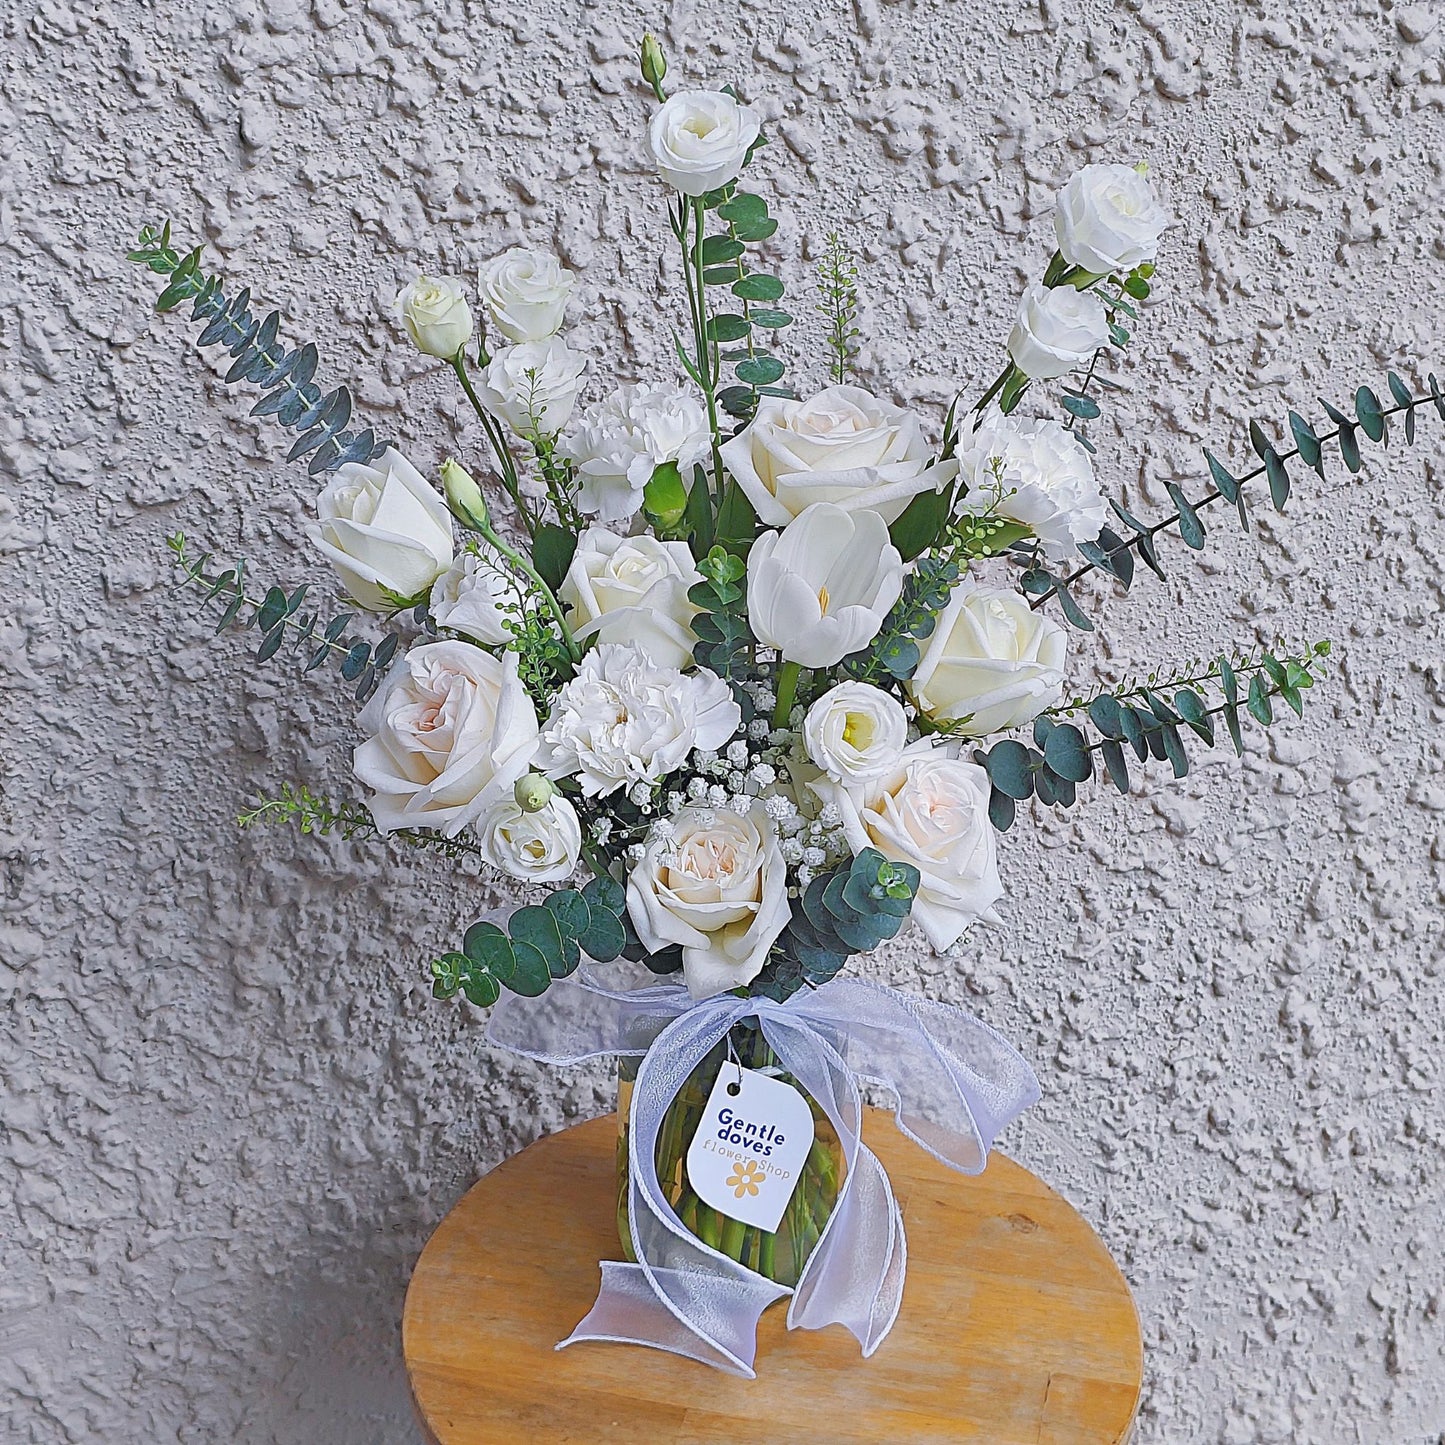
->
(129, 34), (1439, 1375)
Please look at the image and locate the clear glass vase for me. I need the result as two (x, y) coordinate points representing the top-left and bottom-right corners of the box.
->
(616, 1019), (844, 1288)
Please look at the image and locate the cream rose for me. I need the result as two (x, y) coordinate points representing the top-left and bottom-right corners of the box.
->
(429, 546), (512, 646)
(802, 682), (909, 790)
(747, 504), (904, 669)
(311, 448), (454, 611)
(719, 385), (953, 527)
(477, 794), (582, 884)
(353, 641), (539, 837)
(1007, 283), (1110, 381)
(559, 528), (702, 672)
(395, 275), (473, 359)
(479, 247), (575, 344)
(818, 742), (1003, 952)
(1054, 164), (1168, 277)
(648, 89), (761, 197)
(537, 642), (740, 797)
(626, 803), (790, 998)
(477, 338), (587, 436)
(954, 413), (1106, 562)
(907, 584), (1067, 737)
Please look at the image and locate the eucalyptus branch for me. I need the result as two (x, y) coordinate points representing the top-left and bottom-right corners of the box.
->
(239, 783), (485, 859)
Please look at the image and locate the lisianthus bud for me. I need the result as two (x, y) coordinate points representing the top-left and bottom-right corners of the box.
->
(640, 34), (667, 96)
(513, 773), (555, 813)
(441, 458), (489, 529)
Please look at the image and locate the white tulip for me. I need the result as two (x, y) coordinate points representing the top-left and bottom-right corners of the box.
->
(907, 584), (1067, 737)
(311, 448), (453, 611)
(353, 641), (539, 838)
(1007, 283), (1110, 381)
(477, 338), (587, 436)
(954, 413), (1106, 561)
(802, 682), (909, 790)
(626, 803), (791, 998)
(429, 546), (513, 646)
(559, 528), (702, 672)
(537, 642), (740, 797)
(477, 794), (582, 884)
(746, 504), (904, 669)
(816, 741), (1003, 952)
(479, 247), (575, 344)
(395, 275), (473, 359)
(559, 382), (712, 523)
(1054, 164), (1168, 277)
(719, 385), (954, 527)
(648, 89), (762, 197)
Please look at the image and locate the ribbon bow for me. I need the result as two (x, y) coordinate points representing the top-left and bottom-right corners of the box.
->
(488, 967), (1039, 1377)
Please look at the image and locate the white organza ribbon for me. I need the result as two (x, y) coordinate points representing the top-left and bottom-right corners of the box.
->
(487, 967), (1040, 1378)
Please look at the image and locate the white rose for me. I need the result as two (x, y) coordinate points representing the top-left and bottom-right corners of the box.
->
(1007, 283), (1110, 381)
(817, 742), (1003, 953)
(395, 275), (473, 359)
(1054, 164), (1168, 276)
(353, 641), (539, 837)
(537, 642), (740, 797)
(626, 802), (790, 998)
(747, 504), (904, 669)
(719, 385), (954, 527)
(907, 584), (1067, 737)
(802, 682), (909, 790)
(477, 338), (587, 436)
(479, 247), (575, 344)
(559, 383), (712, 523)
(648, 89), (762, 197)
(954, 413), (1106, 561)
(311, 447), (453, 611)
(477, 794), (582, 884)
(429, 546), (512, 646)
(559, 528), (702, 672)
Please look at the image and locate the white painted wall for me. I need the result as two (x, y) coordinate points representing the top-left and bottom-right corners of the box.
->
(2, 0), (1442, 1439)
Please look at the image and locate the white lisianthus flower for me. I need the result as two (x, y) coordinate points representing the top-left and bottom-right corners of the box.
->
(815, 742), (1003, 952)
(479, 247), (576, 343)
(907, 584), (1067, 737)
(477, 794), (582, 884)
(626, 802), (790, 998)
(954, 413), (1107, 561)
(353, 641), (539, 837)
(1054, 164), (1168, 277)
(746, 504), (904, 669)
(429, 546), (512, 646)
(537, 642), (740, 797)
(558, 383), (711, 522)
(559, 528), (702, 671)
(311, 448), (453, 611)
(395, 275), (473, 359)
(719, 385), (954, 527)
(802, 682), (909, 790)
(1007, 283), (1110, 381)
(648, 89), (762, 197)
(477, 338), (587, 436)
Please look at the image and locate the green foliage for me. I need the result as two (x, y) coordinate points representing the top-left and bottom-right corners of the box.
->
(815, 232), (860, 385)
(167, 533), (404, 702)
(751, 849), (921, 1002)
(432, 875), (636, 1008)
(843, 554), (959, 683)
(688, 546), (754, 679)
(974, 642), (1331, 827)
(238, 782), (484, 859)
(1027, 372), (1441, 627)
(127, 223), (387, 475)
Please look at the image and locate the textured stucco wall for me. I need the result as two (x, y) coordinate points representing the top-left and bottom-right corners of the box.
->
(2, 0), (1443, 1440)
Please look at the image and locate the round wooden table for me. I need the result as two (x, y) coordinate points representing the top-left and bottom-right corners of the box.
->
(403, 1111), (1142, 1444)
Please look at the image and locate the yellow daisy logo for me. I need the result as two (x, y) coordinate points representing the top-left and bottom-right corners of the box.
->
(725, 1160), (765, 1199)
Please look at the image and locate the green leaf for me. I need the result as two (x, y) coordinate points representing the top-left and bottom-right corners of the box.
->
(1166, 484), (1205, 549)
(1124, 274), (1151, 299)
(507, 941), (553, 996)
(255, 625), (286, 663)
(1338, 423), (1362, 474)
(463, 921), (515, 982)
(1062, 393), (1101, 420)
(698, 235), (745, 265)
(715, 479), (758, 555)
(1288, 411), (1324, 476)
(717, 192), (769, 227)
(748, 308), (793, 329)
(735, 355), (785, 386)
(983, 740), (1035, 800)
(1203, 448), (1240, 503)
(1099, 739), (1130, 793)
(1248, 419), (1272, 461)
(459, 970), (501, 1008)
(702, 266), (738, 286)
(1219, 655), (1239, 705)
(582, 872), (625, 914)
(1055, 585), (1095, 632)
(1160, 724), (1189, 778)
(532, 523), (577, 592)
(1088, 693), (1124, 738)
(510, 904), (577, 978)
(340, 641), (371, 680)
(1174, 688), (1214, 744)
(708, 313), (750, 343)
(732, 218), (778, 243)
(889, 484), (953, 562)
(1387, 372), (1413, 408)
(1264, 448), (1290, 510)
(1355, 386), (1385, 443)
(733, 274), (785, 302)
(1224, 702), (1244, 755)
(544, 889), (591, 943)
(257, 586), (288, 633)
(1247, 673), (1273, 726)
(987, 787), (1016, 831)
(577, 908), (626, 964)
(1043, 723), (1092, 782)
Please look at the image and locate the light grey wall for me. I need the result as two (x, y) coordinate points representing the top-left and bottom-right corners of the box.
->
(2, 1), (1442, 1440)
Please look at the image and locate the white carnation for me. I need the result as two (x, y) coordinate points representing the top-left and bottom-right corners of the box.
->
(537, 642), (741, 797)
(558, 383), (712, 523)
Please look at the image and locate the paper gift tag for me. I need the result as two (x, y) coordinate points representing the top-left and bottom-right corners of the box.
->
(685, 1063), (816, 1234)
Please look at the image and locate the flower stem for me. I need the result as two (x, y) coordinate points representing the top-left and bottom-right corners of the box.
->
(772, 660), (802, 729)
(466, 511), (581, 665)
(450, 353), (540, 538)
